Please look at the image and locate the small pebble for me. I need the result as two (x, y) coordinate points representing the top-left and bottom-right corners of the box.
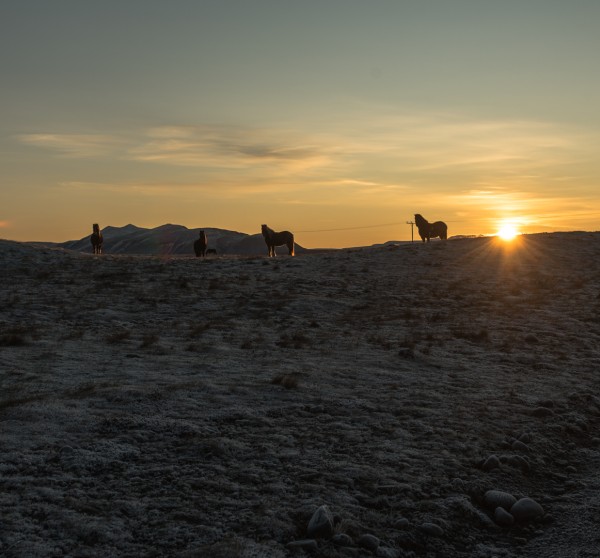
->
(532, 407), (554, 417)
(331, 533), (353, 547)
(357, 534), (380, 551)
(518, 432), (532, 443)
(508, 454), (530, 471)
(394, 518), (410, 529)
(494, 507), (515, 527)
(484, 490), (517, 511)
(511, 440), (530, 452)
(376, 547), (400, 558)
(419, 522), (444, 537)
(510, 498), (544, 522)
(287, 539), (318, 551)
(482, 455), (501, 472)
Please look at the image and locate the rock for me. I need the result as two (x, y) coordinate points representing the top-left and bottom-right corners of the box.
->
(532, 407), (554, 417)
(511, 440), (530, 452)
(419, 522), (444, 537)
(357, 534), (380, 551)
(510, 498), (544, 522)
(484, 490), (517, 511)
(287, 539), (318, 551)
(494, 507), (515, 527)
(331, 533), (353, 547)
(394, 518), (410, 529)
(307, 505), (334, 538)
(376, 547), (400, 558)
(508, 454), (530, 472)
(518, 432), (532, 443)
(482, 455), (501, 471)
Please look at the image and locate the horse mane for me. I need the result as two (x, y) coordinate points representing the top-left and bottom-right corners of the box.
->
(261, 224), (294, 256)
(414, 213), (447, 242)
(414, 214), (428, 228)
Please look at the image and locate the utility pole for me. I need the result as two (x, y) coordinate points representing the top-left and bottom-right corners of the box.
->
(406, 220), (415, 242)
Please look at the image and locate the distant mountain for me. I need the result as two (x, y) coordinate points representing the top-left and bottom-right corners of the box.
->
(52, 224), (308, 256)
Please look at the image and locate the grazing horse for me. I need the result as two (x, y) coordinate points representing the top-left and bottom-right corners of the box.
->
(90, 223), (103, 254)
(194, 230), (208, 257)
(414, 214), (447, 242)
(261, 224), (294, 256)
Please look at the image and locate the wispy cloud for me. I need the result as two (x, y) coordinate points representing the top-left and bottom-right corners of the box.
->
(17, 134), (125, 158)
(17, 112), (598, 206)
(128, 125), (332, 173)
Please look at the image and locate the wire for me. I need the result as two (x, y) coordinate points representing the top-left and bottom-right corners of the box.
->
(297, 221), (407, 233)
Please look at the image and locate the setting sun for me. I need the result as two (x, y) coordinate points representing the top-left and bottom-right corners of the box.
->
(497, 223), (520, 241)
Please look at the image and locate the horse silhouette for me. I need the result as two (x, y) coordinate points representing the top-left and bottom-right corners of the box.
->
(90, 224), (103, 254)
(415, 214), (447, 242)
(261, 224), (294, 256)
(194, 230), (208, 257)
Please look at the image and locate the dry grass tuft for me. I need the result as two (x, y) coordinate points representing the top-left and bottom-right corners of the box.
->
(276, 332), (310, 349)
(106, 329), (131, 343)
(140, 333), (159, 348)
(271, 373), (300, 389)
(0, 333), (29, 346)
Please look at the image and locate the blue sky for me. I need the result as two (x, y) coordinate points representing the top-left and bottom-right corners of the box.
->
(2, 0), (600, 246)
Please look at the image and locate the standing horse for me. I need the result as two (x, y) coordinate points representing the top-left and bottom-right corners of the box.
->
(414, 214), (448, 242)
(194, 230), (208, 257)
(261, 224), (294, 256)
(90, 223), (103, 254)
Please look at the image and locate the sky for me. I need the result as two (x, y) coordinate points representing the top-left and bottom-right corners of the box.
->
(2, 0), (600, 248)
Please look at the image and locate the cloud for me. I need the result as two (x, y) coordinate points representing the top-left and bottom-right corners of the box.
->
(17, 112), (597, 206)
(127, 125), (332, 173)
(18, 133), (125, 158)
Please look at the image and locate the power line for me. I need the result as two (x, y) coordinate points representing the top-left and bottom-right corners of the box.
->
(297, 221), (407, 233)
(295, 213), (600, 234)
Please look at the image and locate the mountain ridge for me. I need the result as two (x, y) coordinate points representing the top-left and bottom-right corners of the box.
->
(44, 224), (308, 256)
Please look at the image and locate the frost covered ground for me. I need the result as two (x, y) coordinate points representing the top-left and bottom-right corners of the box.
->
(1, 233), (600, 557)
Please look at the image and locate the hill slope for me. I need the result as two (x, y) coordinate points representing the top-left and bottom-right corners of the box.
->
(55, 224), (307, 256)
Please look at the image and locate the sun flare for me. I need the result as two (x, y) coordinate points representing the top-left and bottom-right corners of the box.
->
(497, 223), (520, 241)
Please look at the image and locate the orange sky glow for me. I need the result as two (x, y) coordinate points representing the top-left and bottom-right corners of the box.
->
(2, 2), (599, 248)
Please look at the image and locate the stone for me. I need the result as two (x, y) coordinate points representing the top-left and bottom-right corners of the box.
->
(482, 454), (501, 471)
(376, 547), (401, 558)
(394, 518), (410, 529)
(511, 440), (530, 452)
(508, 454), (530, 472)
(419, 522), (444, 537)
(532, 407), (554, 417)
(494, 507), (515, 527)
(510, 498), (544, 522)
(331, 533), (353, 547)
(484, 490), (517, 511)
(307, 505), (335, 538)
(357, 534), (380, 551)
(287, 539), (319, 551)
